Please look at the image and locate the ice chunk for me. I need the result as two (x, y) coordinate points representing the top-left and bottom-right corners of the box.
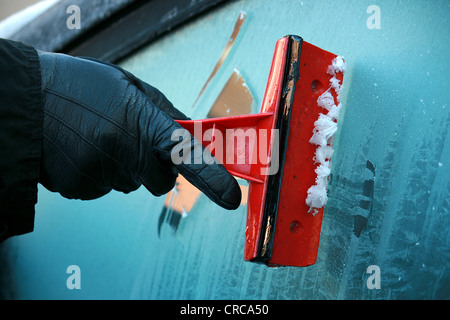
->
(329, 77), (343, 100)
(306, 184), (328, 213)
(327, 103), (342, 120)
(309, 114), (337, 147)
(306, 162), (331, 213)
(306, 56), (346, 212)
(317, 90), (335, 111)
(314, 145), (334, 164)
(327, 56), (346, 75)
(315, 162), (331, 178)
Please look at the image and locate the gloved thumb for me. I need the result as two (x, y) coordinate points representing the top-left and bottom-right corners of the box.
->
(135, 91), (242, 210)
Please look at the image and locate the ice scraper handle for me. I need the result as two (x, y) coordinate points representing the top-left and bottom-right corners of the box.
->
(37, 51), (241, 209)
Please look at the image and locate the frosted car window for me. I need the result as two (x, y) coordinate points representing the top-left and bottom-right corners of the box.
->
(117, 1), (449, 299)
(4, 0), (448, 300)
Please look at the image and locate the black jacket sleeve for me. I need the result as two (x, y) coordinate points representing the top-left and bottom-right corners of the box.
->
(0, 39), (43, 242)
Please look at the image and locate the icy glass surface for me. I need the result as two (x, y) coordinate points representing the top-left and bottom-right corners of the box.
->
(3, 0), (448, 299)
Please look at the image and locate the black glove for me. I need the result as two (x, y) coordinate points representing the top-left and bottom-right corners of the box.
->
(38, 51), (241, 210)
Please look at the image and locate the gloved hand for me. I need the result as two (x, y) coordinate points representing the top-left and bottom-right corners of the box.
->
(38, 51), (241, 210)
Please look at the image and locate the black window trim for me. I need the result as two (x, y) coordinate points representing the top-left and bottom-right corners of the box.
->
(10, 0), (230, 63)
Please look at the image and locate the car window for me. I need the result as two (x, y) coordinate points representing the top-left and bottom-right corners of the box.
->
(5, 0), (449, 300)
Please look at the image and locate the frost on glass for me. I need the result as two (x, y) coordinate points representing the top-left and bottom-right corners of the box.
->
(2, 0), (448, 300)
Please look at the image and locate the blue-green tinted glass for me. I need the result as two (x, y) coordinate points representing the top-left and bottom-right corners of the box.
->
(3, 0), (449, 299)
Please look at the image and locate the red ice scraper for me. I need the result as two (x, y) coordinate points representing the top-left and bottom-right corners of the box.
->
(176, 35), (345, 267)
